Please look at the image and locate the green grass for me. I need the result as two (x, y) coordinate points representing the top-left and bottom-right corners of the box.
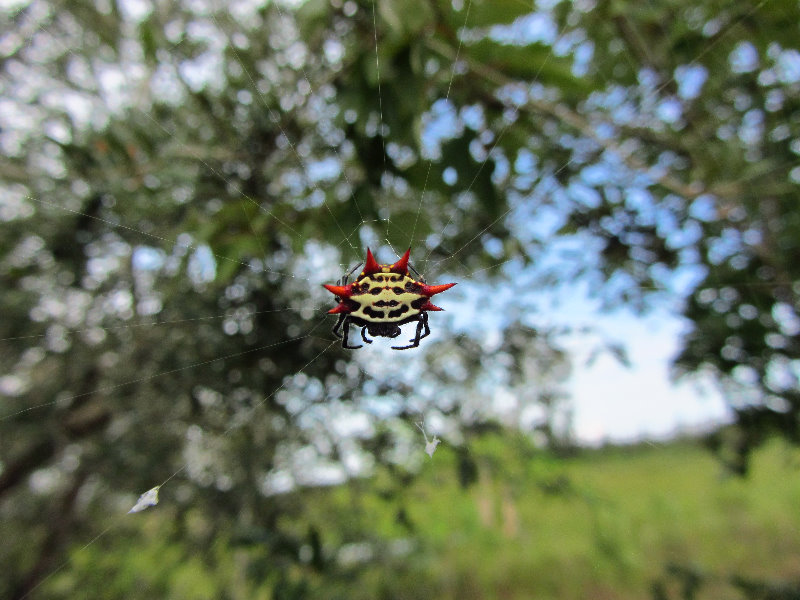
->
(313, 434), (800, 599)
(45, 434), (800, 599)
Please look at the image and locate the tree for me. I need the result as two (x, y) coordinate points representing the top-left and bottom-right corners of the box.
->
(1, 0), (798, 596)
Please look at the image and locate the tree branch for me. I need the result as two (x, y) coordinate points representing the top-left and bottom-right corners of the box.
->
(10, 470), (89, 600)
(0, 438), (56, 499)
(425, 36), (707, 201)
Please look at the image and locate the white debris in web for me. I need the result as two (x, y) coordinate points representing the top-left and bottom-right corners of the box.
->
(416, 422), (441, 458)
(128, 486), (160, 513)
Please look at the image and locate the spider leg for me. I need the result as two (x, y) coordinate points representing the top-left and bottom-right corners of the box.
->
(360, 326), (373, 344)
(391, 315), (426, 350)
(331, 313), (346, 339)
(418, 312), (430, 340)
(340, 317), (363, 349)
(339, 262), (363, 286)
(408, 262), (424, 283)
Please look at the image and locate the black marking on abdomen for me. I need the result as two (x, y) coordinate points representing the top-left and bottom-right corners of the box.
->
(375, 300), (399, 307)
(411, 297), (427, 309)
(342, 299), (360, 311)
(363, 306), (385, 319)
(388, 305), (410, 319)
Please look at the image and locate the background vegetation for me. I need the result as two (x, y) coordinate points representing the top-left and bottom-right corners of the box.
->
(37, 436), (800, 599)
(1, 0), (799, 598)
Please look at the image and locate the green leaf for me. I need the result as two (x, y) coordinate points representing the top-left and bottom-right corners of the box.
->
(465, 39), (586, 92)
(440, 0), (533, 28)
(139, 20), (158, 64)
(378, 0), (435, 41)
(296, 0), (330, 38)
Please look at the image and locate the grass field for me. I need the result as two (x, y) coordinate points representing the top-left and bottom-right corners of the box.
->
(309, 433), (800, 599)
(45, 433), (800, 599)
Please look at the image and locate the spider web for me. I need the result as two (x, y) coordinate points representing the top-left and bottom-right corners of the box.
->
(0, 2), (503, 595)
(0, 0), (796, 596)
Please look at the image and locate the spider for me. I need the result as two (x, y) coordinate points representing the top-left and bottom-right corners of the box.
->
(323, 248), (456, 350)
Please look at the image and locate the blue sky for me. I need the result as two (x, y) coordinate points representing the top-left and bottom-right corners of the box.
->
(559, 303), (730, 444)
(442, 265), (731, 445)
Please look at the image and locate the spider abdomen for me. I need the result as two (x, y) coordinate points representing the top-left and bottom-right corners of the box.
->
(349, 274), (427, 323)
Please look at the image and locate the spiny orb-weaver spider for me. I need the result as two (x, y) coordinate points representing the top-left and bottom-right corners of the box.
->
(323, 248), (456, 350)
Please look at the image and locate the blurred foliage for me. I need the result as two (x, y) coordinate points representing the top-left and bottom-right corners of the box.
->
(1, 0), (800, 597)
